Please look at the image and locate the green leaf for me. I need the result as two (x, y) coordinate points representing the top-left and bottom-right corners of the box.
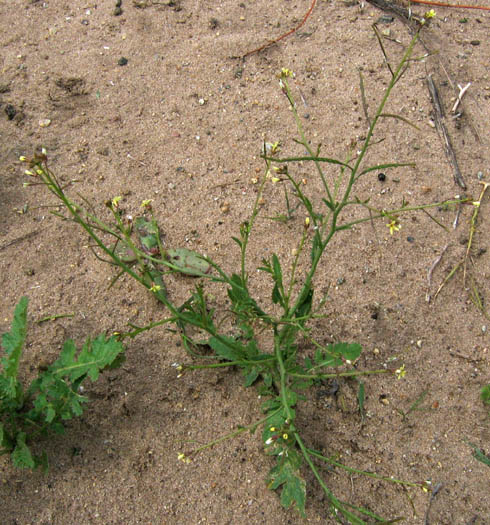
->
(379, 112), (420, 131)
(311, 232), (322, 261)
(51, 335), (124, 382)
(208, 336), (246, 362)
(358, 381), (365, 421)
(359, 161), (416, 177)
(481, 384), (490, 405)
(143, 267), (167, 303)
(1, 297), (28, 382)
(313, 348), (342, 368)
(134, 216), (160, 254)
(231, 236), (242, 248)
(332, 342), (362, 361)
(295, 286), (313, 319)
(243, 367), (259, 387)
(12, 432), (35, 469)
(284, 388), (298, 408)
(166, 248), (211, 276)
(261, 398), (281, 413)
(268, 459), (306, 517)
(467, 442), (490, 467)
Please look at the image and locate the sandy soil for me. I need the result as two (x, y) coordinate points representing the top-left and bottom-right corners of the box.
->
(1, 1), (489, 523)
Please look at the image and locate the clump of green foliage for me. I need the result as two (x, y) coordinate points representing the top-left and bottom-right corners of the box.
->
(0, 297), (125, 469)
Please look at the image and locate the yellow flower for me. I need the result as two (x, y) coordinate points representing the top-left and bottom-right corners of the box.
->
(282, 433), (288, 440)
(140, 199), (153, 208)
(177, 453), (192, 464)
(395, 364), (406, 380)
(280, 68), (294, 78)
(387, 219), (401, 235)
(265, 141), (281, 156)
(111, 196), (122, 209)
(150, 284), (161, 293)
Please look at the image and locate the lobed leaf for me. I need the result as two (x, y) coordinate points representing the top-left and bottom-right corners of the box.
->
(208, 335), (246, 362)
(268, 459), (306, 517)
(11, 432), (34, 469)
(1, 297), (28, 382)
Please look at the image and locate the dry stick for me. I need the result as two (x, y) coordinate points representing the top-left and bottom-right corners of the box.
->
(0, 230), (40, 252)
(242, 0), (317, 58)
(366, 0), (418, 27)
(452, 82), (471, 114)
(426, 74), (467, 190)
(426, 243), (449, 303)
(453, 200), (463, 229)
(463, 181), (489, 284)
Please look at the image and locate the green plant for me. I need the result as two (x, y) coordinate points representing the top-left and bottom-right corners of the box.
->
(481, 384), (490, 406)
(0, 297), (125, 469)
(21, 18), (461, 523)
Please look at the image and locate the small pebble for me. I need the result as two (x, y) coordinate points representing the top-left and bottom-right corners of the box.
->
(477, 171), (483, 181)
(39, 118), (51, 127)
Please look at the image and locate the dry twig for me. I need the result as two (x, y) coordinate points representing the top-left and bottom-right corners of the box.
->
(426, 244), (449, 302)
(241, 0), (317, 58)
(427, 74), (466, 189)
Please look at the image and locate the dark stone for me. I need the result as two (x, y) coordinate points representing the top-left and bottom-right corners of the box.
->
(5, 104), (16, 120)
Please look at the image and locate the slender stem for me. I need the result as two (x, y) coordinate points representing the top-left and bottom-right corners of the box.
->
(290, 369), (389, 379)
(286, 227), (308, 307)
(306, 447), (426, 488)
(185, 357), (275, 370)
(282, 80), (334, 205)
(184, 408), (282, 456)
(337, 198), (466, 231)
(294, 432), (362, 523)
(38, 165), (147, 288)
(240, 170), (268, 282)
